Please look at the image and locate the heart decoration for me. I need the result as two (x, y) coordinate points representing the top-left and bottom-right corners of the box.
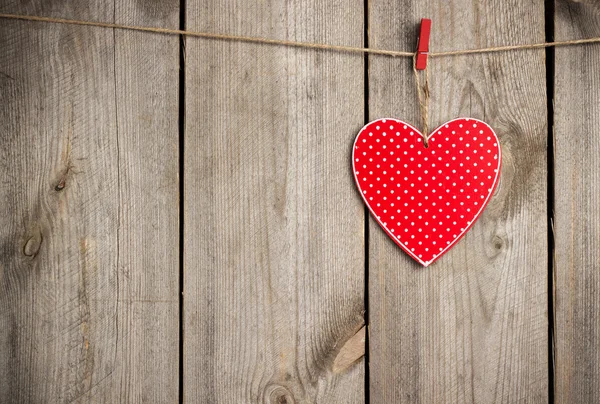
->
(352, 118), (501, 267)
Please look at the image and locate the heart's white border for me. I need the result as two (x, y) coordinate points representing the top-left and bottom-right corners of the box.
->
(352, 117), (503, 267)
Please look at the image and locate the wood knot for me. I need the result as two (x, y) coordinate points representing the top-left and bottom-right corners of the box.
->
(54, 162), (77, 192)
(23, 232), (43, 257)
(55, 179), (66, 191)
(333, 325), (366, 373)
(492, 235), (504, 250)
(264, 384), (295, 404)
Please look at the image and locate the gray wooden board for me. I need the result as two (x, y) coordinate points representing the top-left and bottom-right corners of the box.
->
(0, 1), (180, 402)
(3, 0), (589, 402)
(367, 0), (549, 402)
(554, 1), (600, 402)
(183, 0), (366, 402)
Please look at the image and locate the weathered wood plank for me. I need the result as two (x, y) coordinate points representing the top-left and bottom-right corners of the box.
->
(554, 1), (600, 402)
(183, 1), (365, 402)
(367, 1), (549, 402)
(0, 1), (180, 402)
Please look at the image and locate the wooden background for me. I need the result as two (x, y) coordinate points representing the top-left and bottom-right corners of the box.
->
(0, 0), (598, 403)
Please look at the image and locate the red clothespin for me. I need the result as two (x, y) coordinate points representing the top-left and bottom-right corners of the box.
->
(415, 18), (431, 70)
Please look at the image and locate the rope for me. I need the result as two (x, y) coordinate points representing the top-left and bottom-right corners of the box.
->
(1, 13), (600, 59)
(412, 55), (430, 145)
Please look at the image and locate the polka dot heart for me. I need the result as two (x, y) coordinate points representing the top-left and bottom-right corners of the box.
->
(353, 118), (501, 267)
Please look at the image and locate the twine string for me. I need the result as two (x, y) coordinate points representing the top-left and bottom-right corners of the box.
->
(0, 13), (414, 57)
(1, 13), (600, 59)
(412, 54), (430, 147)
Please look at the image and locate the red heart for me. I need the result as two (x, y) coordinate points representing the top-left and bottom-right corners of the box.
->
(353, 118), (501, 267)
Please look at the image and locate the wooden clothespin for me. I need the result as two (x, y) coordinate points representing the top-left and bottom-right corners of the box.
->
(415, 18), (431, 70)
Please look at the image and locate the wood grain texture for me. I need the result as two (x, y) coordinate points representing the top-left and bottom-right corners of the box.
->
(183, 1), (365, 402)
(367, 1), (549, 402)
(554, 1), (600, 402)
(0, 1), (180, 402)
